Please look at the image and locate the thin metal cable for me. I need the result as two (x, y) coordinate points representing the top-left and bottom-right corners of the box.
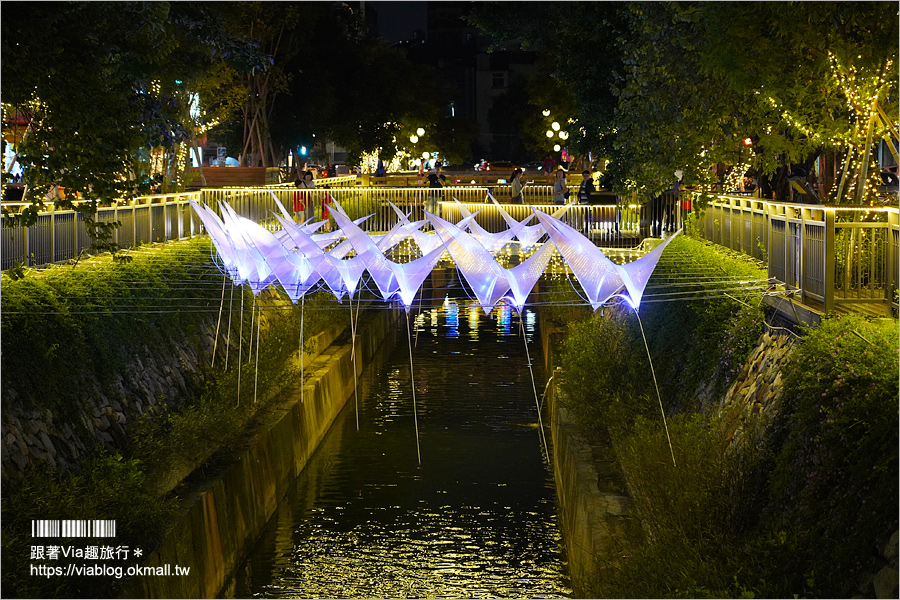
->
(237, 288), (244, 406)
(254, 297), (261, 404)
(225, 283), (233, 369)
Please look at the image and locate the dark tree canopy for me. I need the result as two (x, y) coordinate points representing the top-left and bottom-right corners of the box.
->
(472, 1), (898, 199)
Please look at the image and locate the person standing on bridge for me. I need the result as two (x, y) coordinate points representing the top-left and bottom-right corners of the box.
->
(510, 168), (525, 204)
(552, 168), (568, 205)
(292, 171), (311, 222)
(426, 163), (446, 218)
(578, 169), (596, 232)
(297, 170), (317, 223)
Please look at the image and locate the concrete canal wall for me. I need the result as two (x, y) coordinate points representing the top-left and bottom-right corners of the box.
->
(120, 306), (400, 599)
(539, 311), (638, 598)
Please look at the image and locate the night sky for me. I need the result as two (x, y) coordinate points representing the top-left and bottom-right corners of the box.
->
(368, 1), (428, 43)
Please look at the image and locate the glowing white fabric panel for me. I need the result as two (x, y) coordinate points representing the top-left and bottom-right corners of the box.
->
(409, 230), (443, 255)
(427, 210), (510, 314)
(378, 202), (430, 253)
(273, 213), (347, 301)
(300, 220), (329, 235)
(488, 197), (543, 249)
(391, 246), (445, 307)
(505, 240), (555, 310)
(485, 194), (570, 250)
(328, 202), (401, 300)
(189, 200), (243, 283)
(452, 199), (517, 254)
(616, 231), (681, 308)
(218, 203), (275, 294)
(269, 192), (294, 222)
(532, 208), (624, 310)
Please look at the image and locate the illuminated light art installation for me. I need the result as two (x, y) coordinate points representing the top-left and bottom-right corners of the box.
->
(191, 197), (679, 313)
(191, 196), (681, 464)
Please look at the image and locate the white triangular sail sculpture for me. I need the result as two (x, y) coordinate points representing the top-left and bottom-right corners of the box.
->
(532, 208), (626, 310)
(328, 202), (402, 300)
(274, 213), (348, 301)
(330, 200), (445, 307)
(193, 200), (678, 314)
(488, 194), (570, 250)
(616, 231), (681, 308)
(426, 210), (511, 314)
(452, 199), (518, 254)
(505, 240), (555, 310)
(190, 200), (243, 284)
(218, 203), (278, 295)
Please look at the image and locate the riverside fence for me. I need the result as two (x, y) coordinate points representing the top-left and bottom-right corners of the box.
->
(698, 194), (899, 315)
(1, 185), (674, 270)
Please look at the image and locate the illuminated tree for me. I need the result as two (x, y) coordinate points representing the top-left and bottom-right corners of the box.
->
(1, 2), (260, 254)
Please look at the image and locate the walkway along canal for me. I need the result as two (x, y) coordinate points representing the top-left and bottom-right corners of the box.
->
(223, 298), (571, 598)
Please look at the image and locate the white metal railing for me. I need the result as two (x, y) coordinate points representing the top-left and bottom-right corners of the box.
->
(0, 184), (681, 268)
(1, 192), (203, 269)
(698, 194), (899, 314)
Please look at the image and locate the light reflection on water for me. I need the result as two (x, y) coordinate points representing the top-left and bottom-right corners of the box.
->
(226, 299), (570, 599)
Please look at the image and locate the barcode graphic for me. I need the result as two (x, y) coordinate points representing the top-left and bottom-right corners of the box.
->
(31, 520), (116, 538)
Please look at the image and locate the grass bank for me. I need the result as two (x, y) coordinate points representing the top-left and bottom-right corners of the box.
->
(1, 237), (349, 598)
(551, 235), (898, 598)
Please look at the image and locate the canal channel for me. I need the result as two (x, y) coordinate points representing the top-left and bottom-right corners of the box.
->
(223, 298), (571, 598)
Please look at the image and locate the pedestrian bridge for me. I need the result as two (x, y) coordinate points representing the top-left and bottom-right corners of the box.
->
(1, 183), (896, 316)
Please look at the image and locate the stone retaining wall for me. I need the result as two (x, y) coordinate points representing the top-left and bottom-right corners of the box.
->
(715, 329), (795, 444)
(0, 292), (345, 491)
(549, 383), (638, 598)
(715, 329), (898, 600)
(1, 336), (209, 482)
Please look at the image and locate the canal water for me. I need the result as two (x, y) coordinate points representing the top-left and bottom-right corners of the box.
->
(224, 298), (571, 599)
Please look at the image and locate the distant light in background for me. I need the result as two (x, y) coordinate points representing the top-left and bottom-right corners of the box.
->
(546, 131), (553, 138)
(416, 127), (425, 136)
(300, 145), (308, 156)
(551, 121), (560, 131)
(410, 135), (419, 143)
(542, 109), (551, 117)
(553, 144), (561, 152)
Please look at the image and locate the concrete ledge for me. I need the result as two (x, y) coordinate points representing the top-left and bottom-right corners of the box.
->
(550, 396), (638, 598)
(763, 294), (823, 327)
(120, 307), (399, 598)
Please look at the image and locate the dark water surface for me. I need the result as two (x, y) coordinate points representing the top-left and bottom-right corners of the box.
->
(225, 299), (571, 599)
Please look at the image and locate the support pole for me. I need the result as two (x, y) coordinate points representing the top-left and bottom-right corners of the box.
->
(212, 275), (226, 368)
(406, 310), (421, 465)
(632, 306), (676, 467)
(517, 306), (549, 464)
